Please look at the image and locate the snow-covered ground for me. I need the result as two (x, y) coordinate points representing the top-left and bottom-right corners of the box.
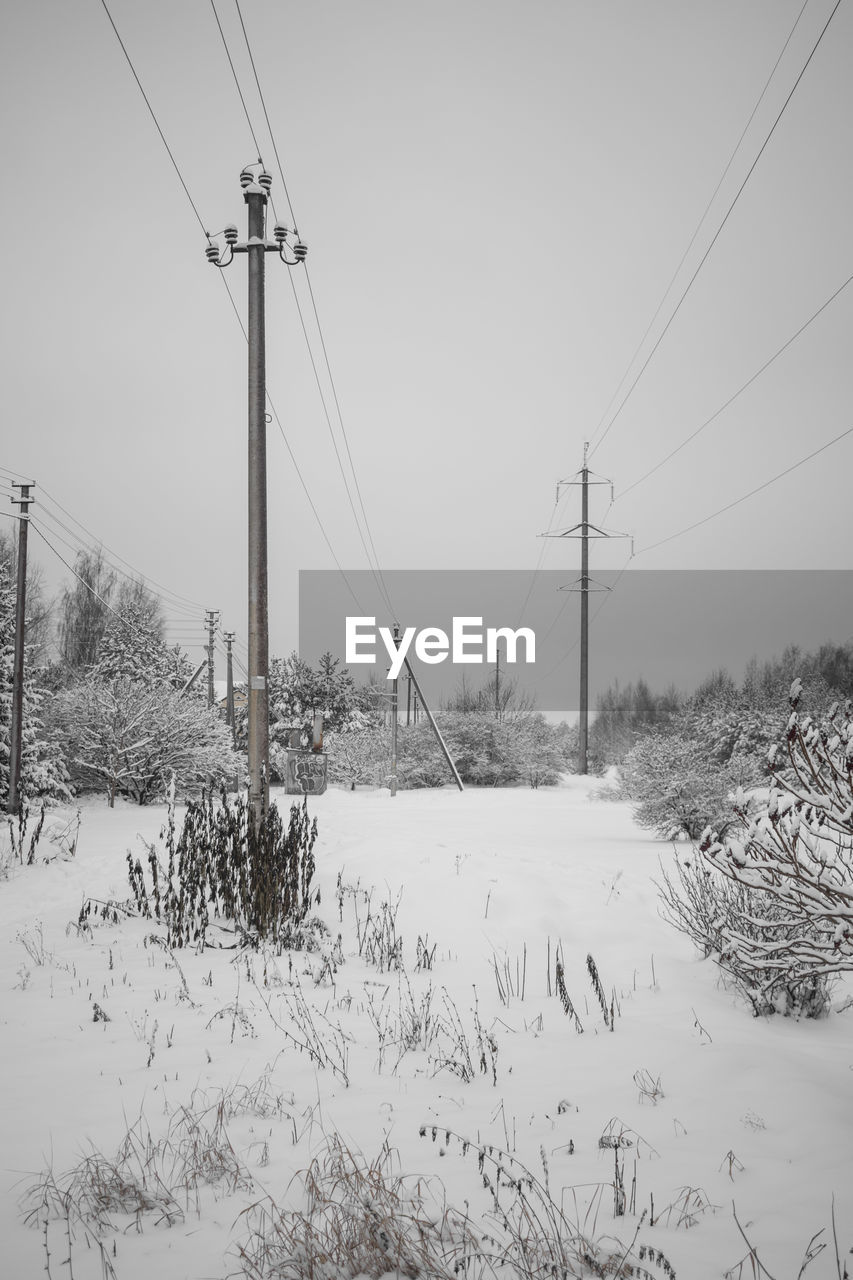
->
(1, 779), (851, 1278)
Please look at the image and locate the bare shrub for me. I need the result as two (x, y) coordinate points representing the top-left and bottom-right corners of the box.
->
(22, 1107), (251, 1239)
(657, 851), (832, 1017)
(236, 1135), (474, 1279)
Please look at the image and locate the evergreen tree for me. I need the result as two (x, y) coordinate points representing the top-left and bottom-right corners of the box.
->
(0, 552), (71, 806)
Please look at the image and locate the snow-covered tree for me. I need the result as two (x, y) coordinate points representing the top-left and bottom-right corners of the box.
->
(237, 651), (377, 775)
(622, 728), (755, 840)
(0, 553), (71, 806)
(94, 599), (199, 694)
(700, 680), (853, 994)
(58, 547), (117, 670)
(0, 530), (52, 667)
(52, 675), (240, 806)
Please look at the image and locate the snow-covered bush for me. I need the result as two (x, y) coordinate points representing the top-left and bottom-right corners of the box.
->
(51, 675), (241, 805)
(699, 681), (853, 1000)
(325, 708), (569, 791)
(658, 851), (831, 1017)
(0, 552), (72, 807)
(622, 729), (754, 840)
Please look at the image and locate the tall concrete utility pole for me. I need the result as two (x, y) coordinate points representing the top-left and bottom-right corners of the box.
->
(206, 166), (307, 825)
(205, 609), (220, 709)
(390, 623), (400, 796)
(223, 630), (236, 748)
(543, 444), (630, 775)
(7, 482), (32, 815)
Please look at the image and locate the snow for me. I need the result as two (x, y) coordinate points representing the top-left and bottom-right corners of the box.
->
(1, 780), (851, 1278)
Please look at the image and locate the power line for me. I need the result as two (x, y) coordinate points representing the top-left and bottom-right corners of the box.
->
(545, 421), (853, 674)
(283, 268), (394, 616)
(587, 0), (812, 453)
(300, 269), (396, 616)
(216, 272), (367, 613)
(99, 0), (210, 240)
(30, 519), (167, 644)
(209, 0), (264, 161)
(636, 424), (853, 555)
(0, 465), (36, 485)
(617, 268), (853, 501)
(224, 0), (395, 618)
(588, 0), (843, 463)
(35, 493), (204, 616)
(98, 0), (370, 619)
(232, 0), (297, 228)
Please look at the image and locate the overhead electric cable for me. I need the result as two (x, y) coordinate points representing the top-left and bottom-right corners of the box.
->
(300, 270), (396, 616)
(32, 496), (204, 618)
(617, 269), (853, 501)
(99, 0), (210, 239)
(232, 0), (297, 227)
(209, 0), (264, 160)
(216, 273), (367, 613)
(546, 423), (853, 673)
(637, 424), (853, 554)
(588, 0), (843, 462)
(30, 520), (175, 647)
(98, 0), (370, 617)
(227, 0), (396, 618)
(587, 0), (812, 451)
(284, 269), (395, 616)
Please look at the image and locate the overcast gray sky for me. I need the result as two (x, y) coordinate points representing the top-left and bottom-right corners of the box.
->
(2, 0), (851, 683)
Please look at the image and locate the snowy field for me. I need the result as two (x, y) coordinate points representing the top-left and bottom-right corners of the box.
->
(1, 779), (851, 1279)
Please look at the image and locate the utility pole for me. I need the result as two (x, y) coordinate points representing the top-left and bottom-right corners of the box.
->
(7, 482), (32, 815)
(223, 630), (236, 748)
(495, 649), (501, 721)
(390, 623), (399, 796)
(205, 609), (220, 710)
(579, 456), (590, 772)
(543, 444), (630, 775)
(405, 669), (412, 727)
(206, 166), (307, 825)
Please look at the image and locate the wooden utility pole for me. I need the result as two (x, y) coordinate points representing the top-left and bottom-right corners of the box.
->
(205, 609), (219, 709)
(390, 623), (399, 796)
(206, 166), (307, 826)
(223, 630), (236, 748)
(7, 482), (32, 814)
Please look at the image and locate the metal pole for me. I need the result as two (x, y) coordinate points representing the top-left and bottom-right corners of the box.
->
(224, 631), (236, 748)
(390, 623), (399, 796)
(246, 181), (269, 824)
(7, 483), (31, 814)
(579, 446), (589, 775)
